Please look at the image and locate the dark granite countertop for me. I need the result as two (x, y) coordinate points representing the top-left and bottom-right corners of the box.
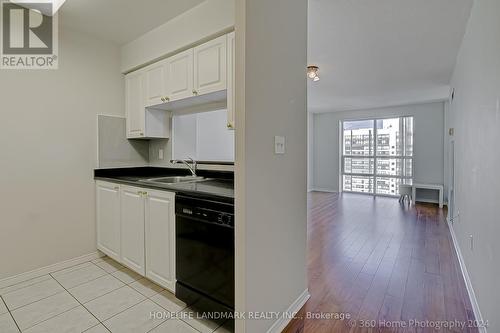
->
(94, 167), (234, 202)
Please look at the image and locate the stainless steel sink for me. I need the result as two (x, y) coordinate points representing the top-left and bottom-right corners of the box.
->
(139, 176), (205, 185)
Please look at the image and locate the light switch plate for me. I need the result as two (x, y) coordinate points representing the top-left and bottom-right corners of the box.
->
(274, 136), (285, 154)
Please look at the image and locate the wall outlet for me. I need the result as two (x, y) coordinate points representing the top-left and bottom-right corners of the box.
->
(158, 149), (164, 160)
(274, 136), (285, 154)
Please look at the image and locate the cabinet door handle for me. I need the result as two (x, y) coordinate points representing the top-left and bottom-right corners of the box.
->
(192, 90), (198, 96)
(164, 97), (170, 102)
(227, 123), (233, 129)
(161, 97), (165, 102)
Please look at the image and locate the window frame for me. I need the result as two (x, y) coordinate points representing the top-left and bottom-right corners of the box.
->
(340, 116), (414, 196)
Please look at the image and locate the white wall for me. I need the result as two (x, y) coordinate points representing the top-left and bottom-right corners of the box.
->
(307, 112), (314, 190)
(311, 102), (446, 195)
(235, 0), (308, 331)
(120, 0), (235, 73)
(0, 27), (124, 279)
(447, 0), (500, 330)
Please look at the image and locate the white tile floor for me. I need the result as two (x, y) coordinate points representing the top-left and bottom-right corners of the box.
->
(0, 257), (232, 333)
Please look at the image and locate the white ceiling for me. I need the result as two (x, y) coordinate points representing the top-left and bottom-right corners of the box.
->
(308, 0), (473, 113)
(59, 0), (204, 45)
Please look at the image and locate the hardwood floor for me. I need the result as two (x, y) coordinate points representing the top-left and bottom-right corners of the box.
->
(284, 192), (476, 333)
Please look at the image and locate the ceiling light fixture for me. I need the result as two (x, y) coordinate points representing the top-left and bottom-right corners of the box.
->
(307, 65), (320, 82)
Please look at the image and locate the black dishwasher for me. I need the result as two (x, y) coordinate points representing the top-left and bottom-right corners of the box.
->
(175, 194), (234, 315)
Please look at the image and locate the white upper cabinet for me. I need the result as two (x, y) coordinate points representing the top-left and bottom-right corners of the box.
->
(125, 71), (146, 138)
(96, 181), (121, 262)
(144, 62), (168, 107)
(166, 49), (194, 102)
(194, 35), (227, 96)
(120, 186), (146, 275)
(125, 33), (234, 134)
(226, 32), (235, 130)
(126, 69), (170, 140)
(145, 190), (176, 291)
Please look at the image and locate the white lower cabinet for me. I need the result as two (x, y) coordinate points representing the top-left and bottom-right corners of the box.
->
(145, 190), (176, 291)
(95, 181), (121, 262)
(96, 182), (176, 292)
(120, 186), (146, 276)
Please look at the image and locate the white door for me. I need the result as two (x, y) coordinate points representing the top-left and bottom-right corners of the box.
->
(145, 190), (176, 291)
(125, 71), (145, 138)
(226, 32), (235, 130)
(193, 35), (227, 96)
(96, 181), (121, 262)
(144, 62), (168, 107)
(120, 186), (145, 275)
(166, 49), (194, 102)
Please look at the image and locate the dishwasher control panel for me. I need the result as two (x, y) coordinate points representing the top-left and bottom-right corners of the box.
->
(176, 195), (234, 228)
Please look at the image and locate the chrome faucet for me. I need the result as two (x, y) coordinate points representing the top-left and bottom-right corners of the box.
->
(172, 157), (197, 176)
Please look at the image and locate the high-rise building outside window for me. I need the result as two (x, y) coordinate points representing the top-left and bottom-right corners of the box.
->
(341, 117), (413, 196)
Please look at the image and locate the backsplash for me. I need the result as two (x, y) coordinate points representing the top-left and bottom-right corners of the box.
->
(98, 115), (234, 171)
(149, 138), (234, 171)
(98, 115), (149, 168)
(149, 138), (174, 167)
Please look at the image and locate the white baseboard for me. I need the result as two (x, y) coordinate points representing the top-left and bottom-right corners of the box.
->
(310, 188), (338, 193)
(447, 221), (487, 333)
(0, 251), (104, 290)
(267, 289), (310, 333)
(415, 198), (449, 206)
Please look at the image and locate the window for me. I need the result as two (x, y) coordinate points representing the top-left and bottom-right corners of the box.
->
(341, 117), (413, 196)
